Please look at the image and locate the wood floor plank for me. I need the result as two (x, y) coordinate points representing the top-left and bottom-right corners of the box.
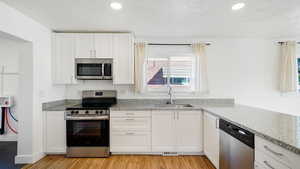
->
(23, 155), (215, 169)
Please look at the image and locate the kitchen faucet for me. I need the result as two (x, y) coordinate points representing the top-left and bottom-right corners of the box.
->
(166, 86), (174, 104)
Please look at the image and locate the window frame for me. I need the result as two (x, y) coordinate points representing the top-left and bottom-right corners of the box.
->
(143, 45), (198, 94)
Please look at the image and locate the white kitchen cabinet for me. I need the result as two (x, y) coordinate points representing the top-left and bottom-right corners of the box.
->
(152, 111), (202, 153)
(203, 112), (219, 169)
(44, 111), (66, 154)
(75, 33), (113, 58)
(112, 33), (134, 84)
(152, 111), (176, 152)
(110, 131), (151, 152)
(176, 111), (202, 152)
(110, 110), (151, 153)
(255, 136), (300, 169)
(94, 33), (113, 58)
(75, 33), (94, 58)
(52, 33), (77, 84)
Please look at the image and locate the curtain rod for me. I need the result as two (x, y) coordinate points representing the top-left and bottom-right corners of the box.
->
(278, 42), (300, 44)
(147, 43), (211, 46)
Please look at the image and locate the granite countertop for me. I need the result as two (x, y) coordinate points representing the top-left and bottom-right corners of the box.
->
(201, 105), (300, 155)
(43, 98), (300, 155)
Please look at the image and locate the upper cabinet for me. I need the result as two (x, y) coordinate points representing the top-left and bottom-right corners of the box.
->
(75, 33), (114, 58)
(94, 34), (113, 58)
(52, 32), (134, 84)
(112, 33), (134, 85)
(75, 34), (95, 58)
(52, 33), (77, 84)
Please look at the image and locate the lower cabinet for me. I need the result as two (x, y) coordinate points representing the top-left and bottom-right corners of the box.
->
(203, 112), (219, 169)
(110, 110), (151, 153)
(152, 111), (203, 153)
(44, 111), (66, 154)
(110, 131), (151, 152)
(255, 136), (300, 169)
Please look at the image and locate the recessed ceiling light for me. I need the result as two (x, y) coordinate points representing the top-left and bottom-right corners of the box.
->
(232, 3), (245, 11)
(110, 2), (122, 10)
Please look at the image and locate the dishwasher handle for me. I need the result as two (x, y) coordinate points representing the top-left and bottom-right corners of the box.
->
(219, 119), (254, 149)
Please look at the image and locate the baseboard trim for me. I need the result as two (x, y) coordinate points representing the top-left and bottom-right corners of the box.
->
(111, 152), (204, 155)
(15, 152), (45, 164)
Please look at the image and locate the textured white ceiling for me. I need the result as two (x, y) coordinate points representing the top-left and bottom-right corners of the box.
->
(1, 0), (300, 37)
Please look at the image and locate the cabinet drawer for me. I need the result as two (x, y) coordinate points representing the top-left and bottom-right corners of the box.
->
(255, 150), (290, 169)
(111, 117), (150, 131)
(255, 136), (299, 168)
(111, 131), (150, 146)
(110, 111), (151, 118)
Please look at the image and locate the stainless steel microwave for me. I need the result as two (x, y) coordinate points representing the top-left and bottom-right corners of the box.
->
(75, 58), (113, 80)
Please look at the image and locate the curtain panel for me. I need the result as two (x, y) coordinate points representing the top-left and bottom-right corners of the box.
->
(279, 41), (297, 93)
(192, 43), (209, 93)
(134, 42), (146, 93)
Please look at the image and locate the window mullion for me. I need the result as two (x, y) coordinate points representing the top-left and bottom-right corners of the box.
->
(167, 57), (171, 88)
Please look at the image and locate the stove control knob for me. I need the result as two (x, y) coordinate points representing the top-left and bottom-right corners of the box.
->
(100, 110), (103, 114)
(95, 111), (99, 114)
(70, 111), (75, 114)
(85, 111), (89, 114)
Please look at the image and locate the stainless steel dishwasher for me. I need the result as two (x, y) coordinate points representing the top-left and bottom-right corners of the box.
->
(219, 119), (254, 169)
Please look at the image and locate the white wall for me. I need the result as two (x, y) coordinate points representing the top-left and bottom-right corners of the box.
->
(66, 37), (300, 116)
(0, 38), (21, 141)
(0, 1), (65, 164)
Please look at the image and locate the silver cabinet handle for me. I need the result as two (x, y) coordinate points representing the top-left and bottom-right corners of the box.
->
(263, 161), (275, 169)
(126, 132), (135, 135)
(177, 112), (179, 120)
(125, 118), (134, 121)
(264, 145), (284, 157)
(173, 112), (175, 120)
(90, 50), (92, 57)
(126, 113), (135, 115)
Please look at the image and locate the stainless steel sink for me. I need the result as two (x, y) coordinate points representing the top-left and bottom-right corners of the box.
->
(155, 104), (194, 108)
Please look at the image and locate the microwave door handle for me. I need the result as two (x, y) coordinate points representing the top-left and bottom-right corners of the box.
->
(102, 63), (104, 79)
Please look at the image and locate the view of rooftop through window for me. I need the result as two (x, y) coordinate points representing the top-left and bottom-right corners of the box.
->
(146, 56), (195, 91)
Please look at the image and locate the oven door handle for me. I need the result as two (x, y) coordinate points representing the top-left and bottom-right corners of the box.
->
(65, 116), (109, 120)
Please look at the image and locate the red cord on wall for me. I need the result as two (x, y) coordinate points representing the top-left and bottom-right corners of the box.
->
(5, 108), (18, 134)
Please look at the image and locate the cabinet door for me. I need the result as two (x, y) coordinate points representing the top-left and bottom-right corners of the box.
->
(152, 111), (176, 152)
(94, 33), (113, 58)
(110, 131), (151, 152)
(75, 33), (94, 58)
(112, 33), (134, 84)
(52, 33), (76, 84)
(176, 111), (203, 152)
(45, 111), (66, 154)
(204, 112), (220, 169)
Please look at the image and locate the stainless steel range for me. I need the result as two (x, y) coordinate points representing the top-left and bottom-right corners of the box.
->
(65, 90), (117, 157)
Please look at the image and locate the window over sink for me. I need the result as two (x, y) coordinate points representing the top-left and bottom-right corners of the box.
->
(144, 45), (197, 93)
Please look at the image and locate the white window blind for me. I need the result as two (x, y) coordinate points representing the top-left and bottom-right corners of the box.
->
(145, 45), (196, 92)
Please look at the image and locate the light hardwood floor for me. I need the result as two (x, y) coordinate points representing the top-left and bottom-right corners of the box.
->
(23, 155), (215, 169)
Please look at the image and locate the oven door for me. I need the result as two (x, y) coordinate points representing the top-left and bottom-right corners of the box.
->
(76, 63), (103, 80)
(66, 119), (109, 147)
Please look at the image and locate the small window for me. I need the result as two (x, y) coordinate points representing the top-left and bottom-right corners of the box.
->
(145, 45), (196, 92)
